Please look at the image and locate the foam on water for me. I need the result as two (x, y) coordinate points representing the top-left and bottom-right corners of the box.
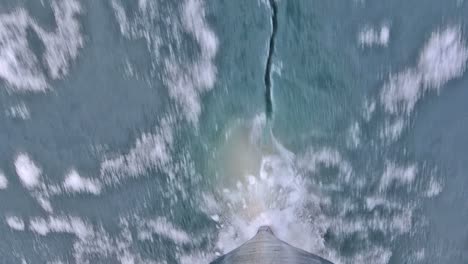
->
(164, 0), (219, 124)
(3, 126), (429, 264)
(13, 153), (59, 212)
(425, 177), (443, 197)
(212, 154), (324, 254)
(380, 118), (405, 142)
(0, 170), (8, 189)
(99, 117), (173, 185)
(192, 114), (438, 264)
(6, 102), (30, 120)
(136, 217), (190, 244)
(418, 27), (468, 89)
(111, 0), (218, 124)
(6, 216), (25, 231)
(15, 153), (42, 189)
(363, 98), (376, 121)
(380, 26), (468, 116)
(0, 0), (83, 92)
(362, 26), (468, 144)
(379, 162), (418, 191)
(32, 0), (83, 79)
(10, 214), (165, 263)
(72, 217), (178, 264)
(29, 216), (93, 240)
(347, 122), (361, 148)
(63, 169), (101, 195)
(358, 24), (390, 47)
(97, 0), (219, 196)
(0, 9), (47, 91)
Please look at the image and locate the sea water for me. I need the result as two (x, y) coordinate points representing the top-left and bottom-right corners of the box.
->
(0, 0), (467, 263)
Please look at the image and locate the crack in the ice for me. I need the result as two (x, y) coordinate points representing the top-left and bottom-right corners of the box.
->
(264, 0), (277, 119)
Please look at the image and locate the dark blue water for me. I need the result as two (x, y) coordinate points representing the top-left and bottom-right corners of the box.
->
(0, 0), (467, 263)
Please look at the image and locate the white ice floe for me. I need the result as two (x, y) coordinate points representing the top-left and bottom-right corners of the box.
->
(14, 153), (41, 189)
(6, 216), (25, 231)
(63, 170), (101, 195)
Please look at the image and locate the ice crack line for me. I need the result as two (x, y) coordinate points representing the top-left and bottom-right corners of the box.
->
(264, 0), (278, 119)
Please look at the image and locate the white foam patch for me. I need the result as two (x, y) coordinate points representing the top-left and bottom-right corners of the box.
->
(298, 148), (353, 183)
(203, 121), (341, 262)
(332, 206), (413, 236)
(178, 252), (214, 264)
(0, 0), (83, 92)
(0, 9), (47, 91)
(0, 170), (8, 189)
(6, 216), (25, 231)
(350, 248), (392, 264)
(199, 116), (423, 264)
(72, 219), (165, 264)
(110, 0), (130, 37)
(363, 98), (376, 121)
(380, 162), (418, 191)
(347, 122), (361, 148)
(32, 0), (83, 79)
(380, 118), (405, 141)
(426, 177), (443, 197)
(165, 0), (219, 124)
(37, 195), (53, 213)
(111, 0), (218, 124)
(212, 153), (331, 257)
(99, 118), (173, 185)
(414, 248), (425, 261)
(63, 169), (101, 195)
(380, 26), (468, 115)
(47, 260), (65, 264)
(365, 196), (398, 211)
(14, 153), (41, 189)
(381, 69), (422, 115)
(208, 147), (407, 264)
(136, 217), (190, 244)
(6, 102), (30, 120)
(29, 216), (93, 240)
(358, 24), (390, 47)
(13, 153), (56, 212)
(418, 27), (468, 89)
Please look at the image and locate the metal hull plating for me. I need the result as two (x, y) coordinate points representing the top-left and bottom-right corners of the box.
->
(211, 226), (334, 264)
